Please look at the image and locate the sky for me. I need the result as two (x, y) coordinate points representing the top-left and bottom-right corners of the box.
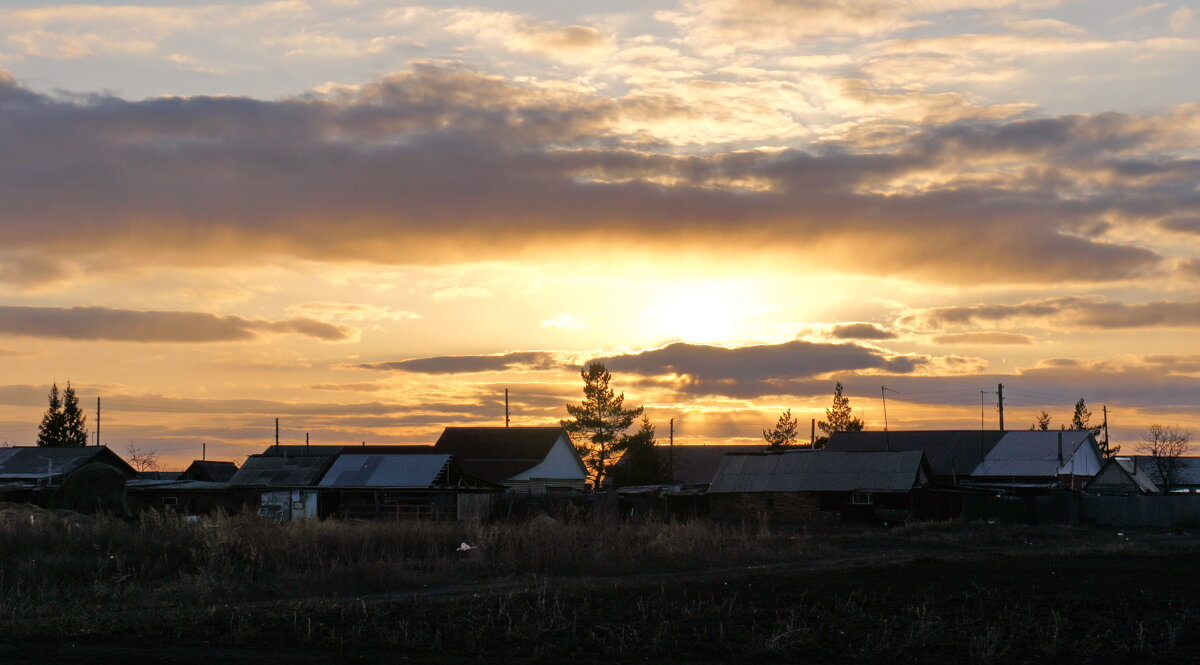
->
(1, 0), (1199, 467)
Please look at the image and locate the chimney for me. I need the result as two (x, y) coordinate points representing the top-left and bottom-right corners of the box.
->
(1057, 431), (1063, 465)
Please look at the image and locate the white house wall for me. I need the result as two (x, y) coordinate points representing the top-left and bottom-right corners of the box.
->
(508, 435), (587, 482)
(1058, 441), (1103, 477)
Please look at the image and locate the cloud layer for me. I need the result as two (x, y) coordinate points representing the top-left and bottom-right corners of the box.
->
(0, 65), (1194, 287)
(0, 306), (355, 342)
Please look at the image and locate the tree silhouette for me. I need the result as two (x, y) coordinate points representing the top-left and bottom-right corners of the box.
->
(61, 382), (89, 446)
(561, 362), (643, 489)
(36, 383), (66, 447)
(608, 416), (670, 487)
(763, 409), (800, 448)
(1030, 409), (1051, 431)
(1138, 424), (1192, 493)
(38, 381), (89, 447)
(1070, 398), (1102, 438)
(817, 382), (864, 447)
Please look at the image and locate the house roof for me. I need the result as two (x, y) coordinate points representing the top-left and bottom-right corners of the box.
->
(181, 460), (239, 483)
(826, 430), (1004, 477)
(659, 444), (768, 484)
(433, 427), (568, 483)
(709, 450), (928, 494)
(1125, 456), (1200, 486)
(318, 454), (452, 488)
(0, 446), (136, 480)
(971, 430), (1096, 478)
(1088, 458), (1160, 494)
(228, 453), (336, 487)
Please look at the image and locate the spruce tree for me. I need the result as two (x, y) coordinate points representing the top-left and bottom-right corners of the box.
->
(609, 416), (670, 487)
(1030, 410), (1051, 431)
(561, 362), (644, 488)
(36, 383), (67, 447)
(61, 381), (89, 446)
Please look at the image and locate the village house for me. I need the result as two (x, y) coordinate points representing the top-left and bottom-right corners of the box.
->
(826, 430), (1102, 491)
(429, 427), (588, 494)
(707, 449), (931, 523)
(1085, 457), (1160, 495)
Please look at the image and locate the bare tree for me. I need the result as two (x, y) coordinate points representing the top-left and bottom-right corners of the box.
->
(1137, 424), (1193, 493)
(124, 442), (162, 473)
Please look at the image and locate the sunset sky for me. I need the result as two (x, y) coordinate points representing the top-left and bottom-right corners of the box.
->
(1, 0), (1199, 466)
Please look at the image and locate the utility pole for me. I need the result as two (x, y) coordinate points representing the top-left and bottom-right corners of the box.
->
(505, 389), (510, 428)
(810, 418), (816, 447)
(96, 396), (101, 446)
(669, 418), (675, 482)
(980, 391), (987, 430)
(1102, 405), (1110, 455)
(202, 442), (206, 461)
(881, 386), (897, 451)
(997, 383), (1005, 431)
(305, 432), (309, 449)
(275, 418), (279, 446)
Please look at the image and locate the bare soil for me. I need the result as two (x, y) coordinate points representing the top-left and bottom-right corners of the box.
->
(4, 526), (1199, 664)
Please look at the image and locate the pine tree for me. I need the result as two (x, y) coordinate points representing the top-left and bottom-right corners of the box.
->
(1030, 409), (1051, 431)
(36, 383), (67, 447)
(1070, 398), (1102, 438)
(61, 381), (89, 446)
(816, 382), (864, 446)
(561, 362), (644, 488)
(762, 408), (800, 448)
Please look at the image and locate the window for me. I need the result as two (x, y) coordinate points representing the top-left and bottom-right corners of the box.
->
(851, 492), (873, 505)
(162, 497), (179, 506)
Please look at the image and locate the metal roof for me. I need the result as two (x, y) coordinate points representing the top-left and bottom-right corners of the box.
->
(657, 444), (768, 484)
(228, 453), (335, 487)
(1114, 458), (1160, 493)
(318, 454), (451, 488)
(1126, 456), (1200, 487)
(970, 430), (1094, 478)
(0, 446), (136, 480)
(826, 430), (1004, 477)
(709, 450), (927, 494)
(180, 460), (239, 482)
(434, 427), (568, 483)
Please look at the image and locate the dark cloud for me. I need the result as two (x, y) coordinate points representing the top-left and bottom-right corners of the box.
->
(901, 297), (1200, 331)
(931, 332), (1034, 345)
(350, 351), (563, 373)
(589, 340), (921, 398)
(0, 306), (355, 342)
(0, 65), (1182, 285)
(830, 323), (896, 340)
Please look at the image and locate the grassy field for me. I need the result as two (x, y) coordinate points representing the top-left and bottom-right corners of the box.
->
(2, 504), (1198, 664)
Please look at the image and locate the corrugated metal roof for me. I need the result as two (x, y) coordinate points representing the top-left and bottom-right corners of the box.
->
(0, 446), (136, 479)
(318, 454), (451, 488)
(1114, 458), (1160, 493)
(433, 427), (567, 483)
(1126, 456), (1200, 486)
(971, 430), (1094, 478)
(826, 430), (1004, 477)
(709, 450), (926, 494)
(228, 453), (334, 487)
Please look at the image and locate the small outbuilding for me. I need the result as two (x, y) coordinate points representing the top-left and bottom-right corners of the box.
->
(1085, 457), (1160, 495)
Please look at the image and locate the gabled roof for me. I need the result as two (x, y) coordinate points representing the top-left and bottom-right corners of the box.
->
(1087, 457), (1160, 494)
(433, 427), (570, 483)
(709, 450), (929, 494)
(181, 460), (239, 483)
(318, 454), (452, 488)
(971, 430), (1097, 478)
(0, 446), (136, 480)
(228, 452), (336, 487)
(1125, 456), (1200, 486)
(659, 444), (768, 484)
(826, 430), (1004, 478)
